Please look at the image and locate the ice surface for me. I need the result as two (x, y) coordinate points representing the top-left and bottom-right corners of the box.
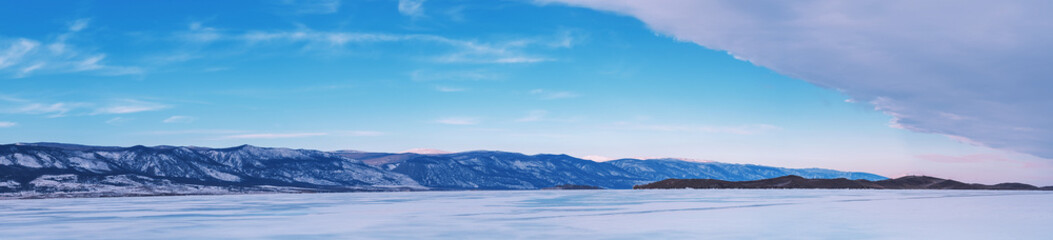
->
(1, 190), (1051, 239)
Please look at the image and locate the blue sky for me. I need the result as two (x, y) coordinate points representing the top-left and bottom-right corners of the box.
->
(1, 0), (1050, 185)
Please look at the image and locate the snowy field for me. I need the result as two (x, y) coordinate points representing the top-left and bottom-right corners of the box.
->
(2, 190), (1052, 239)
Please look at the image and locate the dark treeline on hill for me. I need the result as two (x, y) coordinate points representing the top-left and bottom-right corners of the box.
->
(634, 175), (1052, 190)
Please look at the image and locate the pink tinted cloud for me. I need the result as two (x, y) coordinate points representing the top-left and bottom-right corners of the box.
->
(916, 153), (1011, 164)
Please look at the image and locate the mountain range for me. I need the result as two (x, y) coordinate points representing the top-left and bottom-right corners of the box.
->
(0, 142), (886, 198)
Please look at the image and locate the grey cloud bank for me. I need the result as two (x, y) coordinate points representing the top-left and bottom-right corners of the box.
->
(543, 0), (1053, 158)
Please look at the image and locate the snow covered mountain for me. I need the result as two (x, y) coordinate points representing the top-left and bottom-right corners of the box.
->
(346, 151), (887, 189)
(1, 143), (887, 198)
(607, 158), (886, 182)
(373, 151), (644, 189)
(0, 143), (423, 198)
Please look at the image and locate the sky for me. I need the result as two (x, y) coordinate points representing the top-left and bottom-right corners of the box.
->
(0, 0), (1050, 185)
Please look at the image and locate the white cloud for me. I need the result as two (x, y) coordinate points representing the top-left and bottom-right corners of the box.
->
(1, 97), (165, 117)
(345, 130), (386, 137)
(436, 117), (479, 125)
(411, 69), (502, 82)
(515, 110), (548, 122)
(238, 30), (554, 64)
(0, 19), (141, 77)
(621, 122), (781, 135)
(105, 117), (130, 125)
(277, 0), (341, 14)
(162, 115), (196, 123)
(544, 0), (1053, 158)
(140, 129), (245, 135)
(0, 121), (16, 128)
(398, 0), (426, 17)
(68, 18), (91, 32)
(16, 62), (45, 77)
(435, 86), (466, 92)
(529, 89), (579, 100)
(93, 99), (168, 115)
(0, 39), (38, 70)
(11, 102), (82, 117)
(218, 132), (328, 139)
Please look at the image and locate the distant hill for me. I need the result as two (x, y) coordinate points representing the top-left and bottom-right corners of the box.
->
(634, 175), (1049, 190)
(2, 142), (888, 198)
(339, 151), (887, 189)
(0, 143), (423, 198)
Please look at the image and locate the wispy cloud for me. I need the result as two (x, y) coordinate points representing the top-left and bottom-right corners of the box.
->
(175, 23), (561, 64)
(618, 122), (781, 135)
(436, 117), (479, 125)
(276, 0), (341, 14)
(435, 86), (466, 92)
(648, 124), (779, 135)
(162, 115), (196, 123)
(92, 99), (169, 115)
(916, 153), (1012, 164)
(0, 121), (16, 128)
(11, 102), (84, 117)
(139, 129), (245, 135)
(218, 132), (328, 139)
(68, 19), (91, 32)
(411, 69), (502, 81)
(515, 110), (548, 122)
(105, 117), (131, 125)
(344, 130), (386, 137)
(398, 0), (426, 17)
(529, 89), (579, 100)
(1, 96), (167, 117)
(0, 19), (142, 78)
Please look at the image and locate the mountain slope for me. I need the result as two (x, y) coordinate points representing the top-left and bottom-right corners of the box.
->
(375, 151), (645, 189)
(0, 143), (423, 198)
(351, 152), (887, 189)
(608, 158), (886, 181)
(1, 142), (891, 198)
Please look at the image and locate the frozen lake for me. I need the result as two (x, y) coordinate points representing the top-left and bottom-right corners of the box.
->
(2, 190), (1052, 239)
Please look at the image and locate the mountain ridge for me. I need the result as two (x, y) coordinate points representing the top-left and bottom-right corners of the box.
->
(3, 142), (890, 199)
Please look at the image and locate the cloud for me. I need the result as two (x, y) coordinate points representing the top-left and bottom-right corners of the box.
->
(917, 153), (1012, 164)
(92, 99), (169, 115)
(0, 121), (15, 128)
(344, 130), (386, 137)
(515, 110), (548, 122)
(398, 0), (426, 17)
(1, 97), (165, 117)
(0, 19), (142, 77)
(11, 102), (83, 117)
(68, 19), (91, 32)
(218, 132), (328, 139)
(529, 89), (579, 100)
(0, 39), (38, 69)
(621, 122), (780, 135)
(105, 117), (130, 125)
(276, 0), (341, 14)
(435, 117), (479, 125)
(226, 28), (558, 64)
(435, 86), (466, 92)
(543, 0), (1053, 158)
(411, 69), (502, 82)
(162, 115), (196, 123)
(139, 129), (245, 135)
